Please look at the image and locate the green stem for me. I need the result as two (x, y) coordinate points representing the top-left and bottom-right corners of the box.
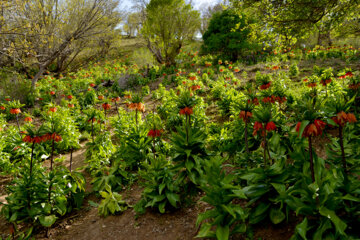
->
(308, 136), (315, 183)
(263, 130), (267, 167)
(339, 126), (347, 175)
(244, 118), (249, 154)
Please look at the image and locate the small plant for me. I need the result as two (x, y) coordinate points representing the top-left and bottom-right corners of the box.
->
(98, 184), (128, 217)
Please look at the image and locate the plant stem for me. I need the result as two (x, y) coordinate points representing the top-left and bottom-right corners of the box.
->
(244, 118), (249, 154)
(30, 141), (35, 180)
(104, 109), (107, 128)
(308, 136), (315, 183)
(16, 114), (21, 133)
(115, 101), (120, 119)
(91, 120), (94, 142)
(263, 130), (267, 167)
(70, 148), (73, 172)
(339, 126), (347, 175)
(50, 139), (55, 171)
(135, 109), (138, 127)
(186, 115), (189, 144)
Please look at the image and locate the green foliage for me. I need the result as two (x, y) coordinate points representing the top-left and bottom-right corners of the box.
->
(202, 10), (254, 60)
(98, 184), (128, 217)
(142, 0), (200, 65)
(135, 155), (181, 214)
(196, 157), (248, 239)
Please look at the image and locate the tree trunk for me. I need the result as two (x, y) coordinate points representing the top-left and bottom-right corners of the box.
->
(31, 65), (46, 90)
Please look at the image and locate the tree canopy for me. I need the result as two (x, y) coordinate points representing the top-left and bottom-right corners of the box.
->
(202, 9), (254, 60)
(142, 0), (200, 66)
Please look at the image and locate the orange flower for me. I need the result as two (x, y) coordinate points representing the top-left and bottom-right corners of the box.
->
(347, 113), (357, 123)
(307, 82), (317, 88)
(67, 95), (73, 100)
(0, 106), (5, 110)
(305, 124), (318, 136)
(265, 121), (277, 131)
(239, 111), (252, 122)
(10, 108), (21, 114)
(68, 104), (74, 108)
(49, 107), (57, 112)
(50, 91), (55, 95)
(253, 121), (263, 136)
(179, 107), (193, 115)
(102, 103), (111, 110)
(191, 85), (201, 91)
(259, 82), (271, 90)
(147, 129), (163, 138)
(90, 83), (95, 87)
(24, 117), (32, 122)
(98, 95), (104, 100)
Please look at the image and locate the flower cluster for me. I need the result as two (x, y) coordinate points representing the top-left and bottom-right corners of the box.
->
(307, 82), (317, 88)
(320, 79), (332, 86)
(262, 95), (287, 104)
(128, 102), (145, 112)
(247, 98), (259, 106)
(102, 103), (111, 110)
(179, 107), (193, 115)
(253, 121), (276, 136)
(296, 119), (326, 137)
(24, 117), (33, 122)
(338, 71), (353, 79)
(239, 111), (252, 122)
(191, 85), (201, 91)
(10, 108), (21, 114)
(23, 132), (62, 144)
(259, 82), (271, 90)
(147, 129), (163, 138)
(331, 111), (357, 127)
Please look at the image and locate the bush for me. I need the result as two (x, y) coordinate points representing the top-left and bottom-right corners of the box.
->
(201, 10), (255, 61)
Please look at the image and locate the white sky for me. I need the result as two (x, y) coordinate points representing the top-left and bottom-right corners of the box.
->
(120, 0), (221, 11)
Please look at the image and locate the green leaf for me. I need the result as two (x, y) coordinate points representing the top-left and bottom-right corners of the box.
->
(295, 218), (308, 240)
(158, 201), (166, 214)
(313, 219), (332, 240)
(39, 215), (57, 227)
(231, 189), (247, 199)
(271, 183), (286, 194)
(298, 120), (310, 138)
(185, 160), (194, 171)
(166, 192), (179, 208)
(342, 194), (360, 202)
(196, 209), (218, 227)
(159, 183), (166, 195)
(269, 208), (285, 224)
(319, 206), (347, 236)
(9, 212), (18, 222)
(216, 225), (229, 240)
(232, 223), (246, 234)
(195, 223), (215, 238)
(88, 200), (99, 207)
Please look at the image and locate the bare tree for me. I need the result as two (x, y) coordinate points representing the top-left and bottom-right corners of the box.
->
(0, 0), (121, 89)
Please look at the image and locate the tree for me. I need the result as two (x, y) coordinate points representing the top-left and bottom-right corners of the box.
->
(0, 0), (121, 89)
(201, 9), (254, 60)
(231, 0), (360, 46)
(142, 0), (200, 66)
(123, 12), (142, 37)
